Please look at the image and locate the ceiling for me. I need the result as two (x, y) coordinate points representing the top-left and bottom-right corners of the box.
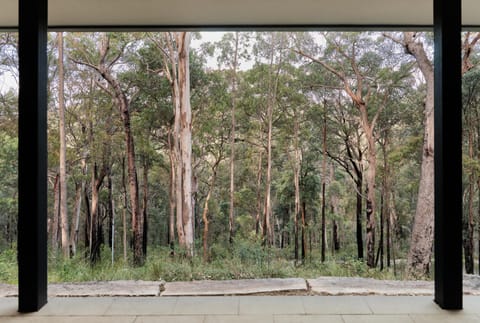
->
(0, 0), (479, 29)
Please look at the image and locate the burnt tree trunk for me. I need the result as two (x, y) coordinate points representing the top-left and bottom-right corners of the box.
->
(301, 201), (307, 262)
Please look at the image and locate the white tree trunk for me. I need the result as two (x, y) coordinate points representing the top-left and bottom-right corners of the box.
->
(176, 32), (194, 257)
(58, 32), (69, 258)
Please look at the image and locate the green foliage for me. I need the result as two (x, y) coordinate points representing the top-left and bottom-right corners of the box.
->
(0, 248), (17, 283)
(0, 31), (449, 283)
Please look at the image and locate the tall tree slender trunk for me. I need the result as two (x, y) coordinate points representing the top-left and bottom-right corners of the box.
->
(330, 164), (340, 253)
(301, 201), (307, 262)
(52, 173), (60, 252)
(83, 178), (91, 258)
(70, 181), (82, 256)
(90, 162), (107, 264)
(321, 107), (327, 262)
(201, 186), (212, 262)
(263, 97), (274, 245)
(255, 145), (263, 234)
(229, 32), (239, 245)
(142, 157), (149, 257)
(122, 157), (128, 262)
(347, 142), (364, 260)
(386, 190), (391, 268)
(376, 136), (390, 270)
(355, 178), (363, 259)
(377, 186), (384, 270)
(57, 32), (69, 258)
(263, 34), (282, 247)
(167, 129), (176, 250)
(292, 115), (301, 264)
(202, 162), (220, 262)
(107, 172), (114, 250)
(382, 137), (390, 270)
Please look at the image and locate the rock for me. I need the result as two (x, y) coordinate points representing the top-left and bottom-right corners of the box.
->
(0, 284), (17, 297)
(48, 280), (164, 297)
(161, 278), (308, 296)
(307, 277), (434, 296)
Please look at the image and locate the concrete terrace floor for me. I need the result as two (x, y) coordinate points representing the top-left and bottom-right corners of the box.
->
(1, 296), (480, 322)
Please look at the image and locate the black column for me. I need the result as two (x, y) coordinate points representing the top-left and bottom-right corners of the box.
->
(18, 0), (48, 313)
(434, 0), (463, 310)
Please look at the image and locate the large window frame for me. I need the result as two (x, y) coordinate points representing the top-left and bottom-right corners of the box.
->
(16, 0), (463, 312)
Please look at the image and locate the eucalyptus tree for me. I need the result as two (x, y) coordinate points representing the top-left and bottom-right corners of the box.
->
(297, 32), (412, 267)
(214, 32), (251, 244)
(55, 32), (70, 258)
(299, 48), (367, 260)
(147, 32), (195, 257)
(251, 32), (294, 246)
(385, 31), (480, 277)
(275, 61), (313, 262)
(69, 32), (145, 265)
(192, 70), (231, 261)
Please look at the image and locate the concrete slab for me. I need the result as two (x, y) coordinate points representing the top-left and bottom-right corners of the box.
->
(342, 314), (415, 323)
(1, 296), (480, 322)
(173, 296), (239, 315)
(162, 278), (308, 296)
(105, 297), (177, 315)
(365, 296), (443, 315)
(410, 314), (480, 323)
(0, 297), (17, 316)
(48, 280), (163, 297)
(239, 296), (304, 315)
(0, 317), (136, 323)
(302, 296), (372, 315)
(463, 296), (480, 314)
(307, 277), (433, 296)
(35, 297), (114, 316)
(274, 315), (344, 322)
(205, 315), (274, 323)
(136, 316), (205, 323)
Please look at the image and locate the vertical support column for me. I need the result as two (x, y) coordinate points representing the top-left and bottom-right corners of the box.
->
(18, 0), (48, 313)
(434, 0), (463, 310)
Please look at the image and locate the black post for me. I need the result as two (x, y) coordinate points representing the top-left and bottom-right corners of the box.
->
(18, 0), (48, 313)
(434, 0), (463, 310)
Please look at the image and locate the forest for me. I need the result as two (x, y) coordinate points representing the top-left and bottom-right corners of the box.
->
(0, 31), (479, 283)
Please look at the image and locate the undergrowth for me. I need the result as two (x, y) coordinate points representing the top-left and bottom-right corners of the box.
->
(0, 241), (412, 284)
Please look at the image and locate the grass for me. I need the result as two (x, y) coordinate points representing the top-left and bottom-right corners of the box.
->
(0, 241), (411, 284)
